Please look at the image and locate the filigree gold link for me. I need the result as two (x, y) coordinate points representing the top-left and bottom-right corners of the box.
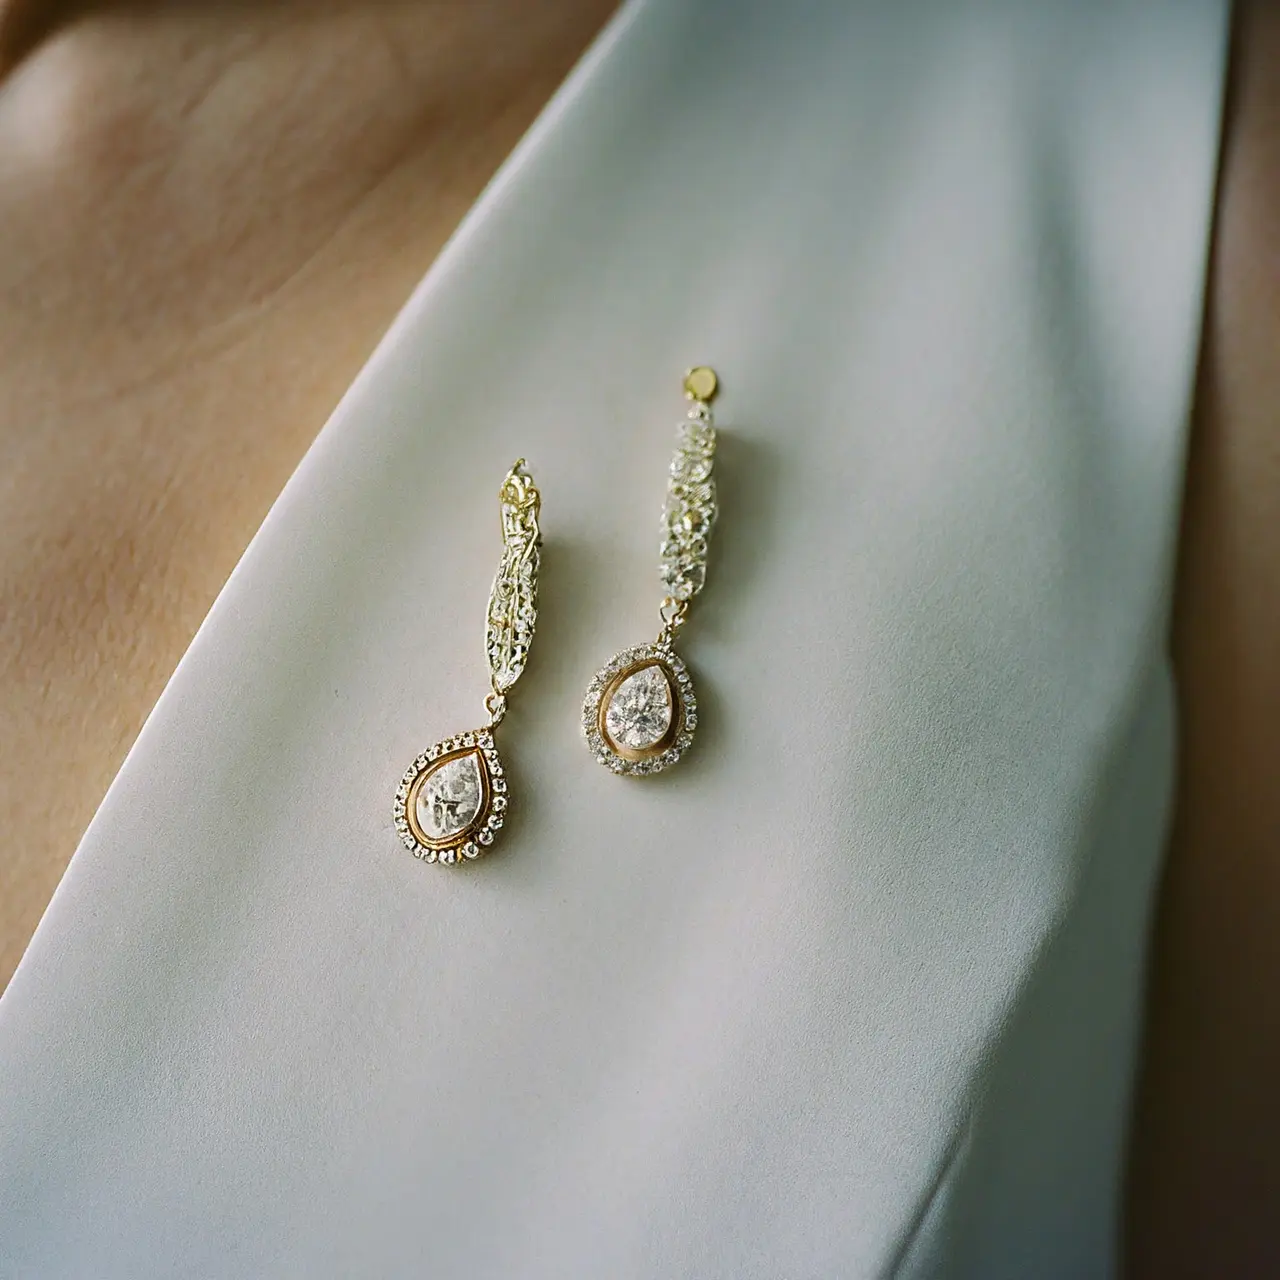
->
(486, 459), (542, 700)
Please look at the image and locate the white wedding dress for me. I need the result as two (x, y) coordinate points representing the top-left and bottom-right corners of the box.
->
(0, 2), (1228, 1275)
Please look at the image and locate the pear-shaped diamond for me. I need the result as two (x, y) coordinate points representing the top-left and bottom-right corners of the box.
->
(604, 663), (674, 752)
(415, 749), (486, 842)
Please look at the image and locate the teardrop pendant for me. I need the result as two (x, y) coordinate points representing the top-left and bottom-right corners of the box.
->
(393, 730), (508, 864)
(582, 643), (698, 776)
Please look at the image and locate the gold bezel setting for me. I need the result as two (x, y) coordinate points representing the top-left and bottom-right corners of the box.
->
(392, 729), (507, 864)
(583, 643), (697, 776)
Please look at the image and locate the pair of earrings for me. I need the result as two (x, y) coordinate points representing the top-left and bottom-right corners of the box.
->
(392, 368), (722, 866)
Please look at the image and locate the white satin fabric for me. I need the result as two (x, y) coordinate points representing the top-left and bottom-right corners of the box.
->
(0, 2), (1227, 1276)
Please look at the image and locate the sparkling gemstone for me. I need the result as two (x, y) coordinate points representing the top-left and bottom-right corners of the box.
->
(604, 664), (675, 751)
(661, 568), (703, 601)
(414, 750), (485, 842)
(671, 454), (713, 483)
(677, 420), (716, 456)
(670, 479), (714, 509)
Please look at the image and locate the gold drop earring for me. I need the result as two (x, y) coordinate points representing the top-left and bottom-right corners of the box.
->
(582, 368), (721, 776)
(393, 461), (542, 864)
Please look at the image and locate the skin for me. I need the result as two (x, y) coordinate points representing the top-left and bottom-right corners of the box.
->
(0, 0), (1273, 1270)
(1125, 3), (1280, 1274)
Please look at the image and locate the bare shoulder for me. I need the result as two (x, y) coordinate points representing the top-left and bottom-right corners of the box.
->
(1126, 1), (1280, 1272)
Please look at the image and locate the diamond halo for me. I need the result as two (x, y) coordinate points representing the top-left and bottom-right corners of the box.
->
(582, 643), (698, 777)
(392, 728), (507, 864)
